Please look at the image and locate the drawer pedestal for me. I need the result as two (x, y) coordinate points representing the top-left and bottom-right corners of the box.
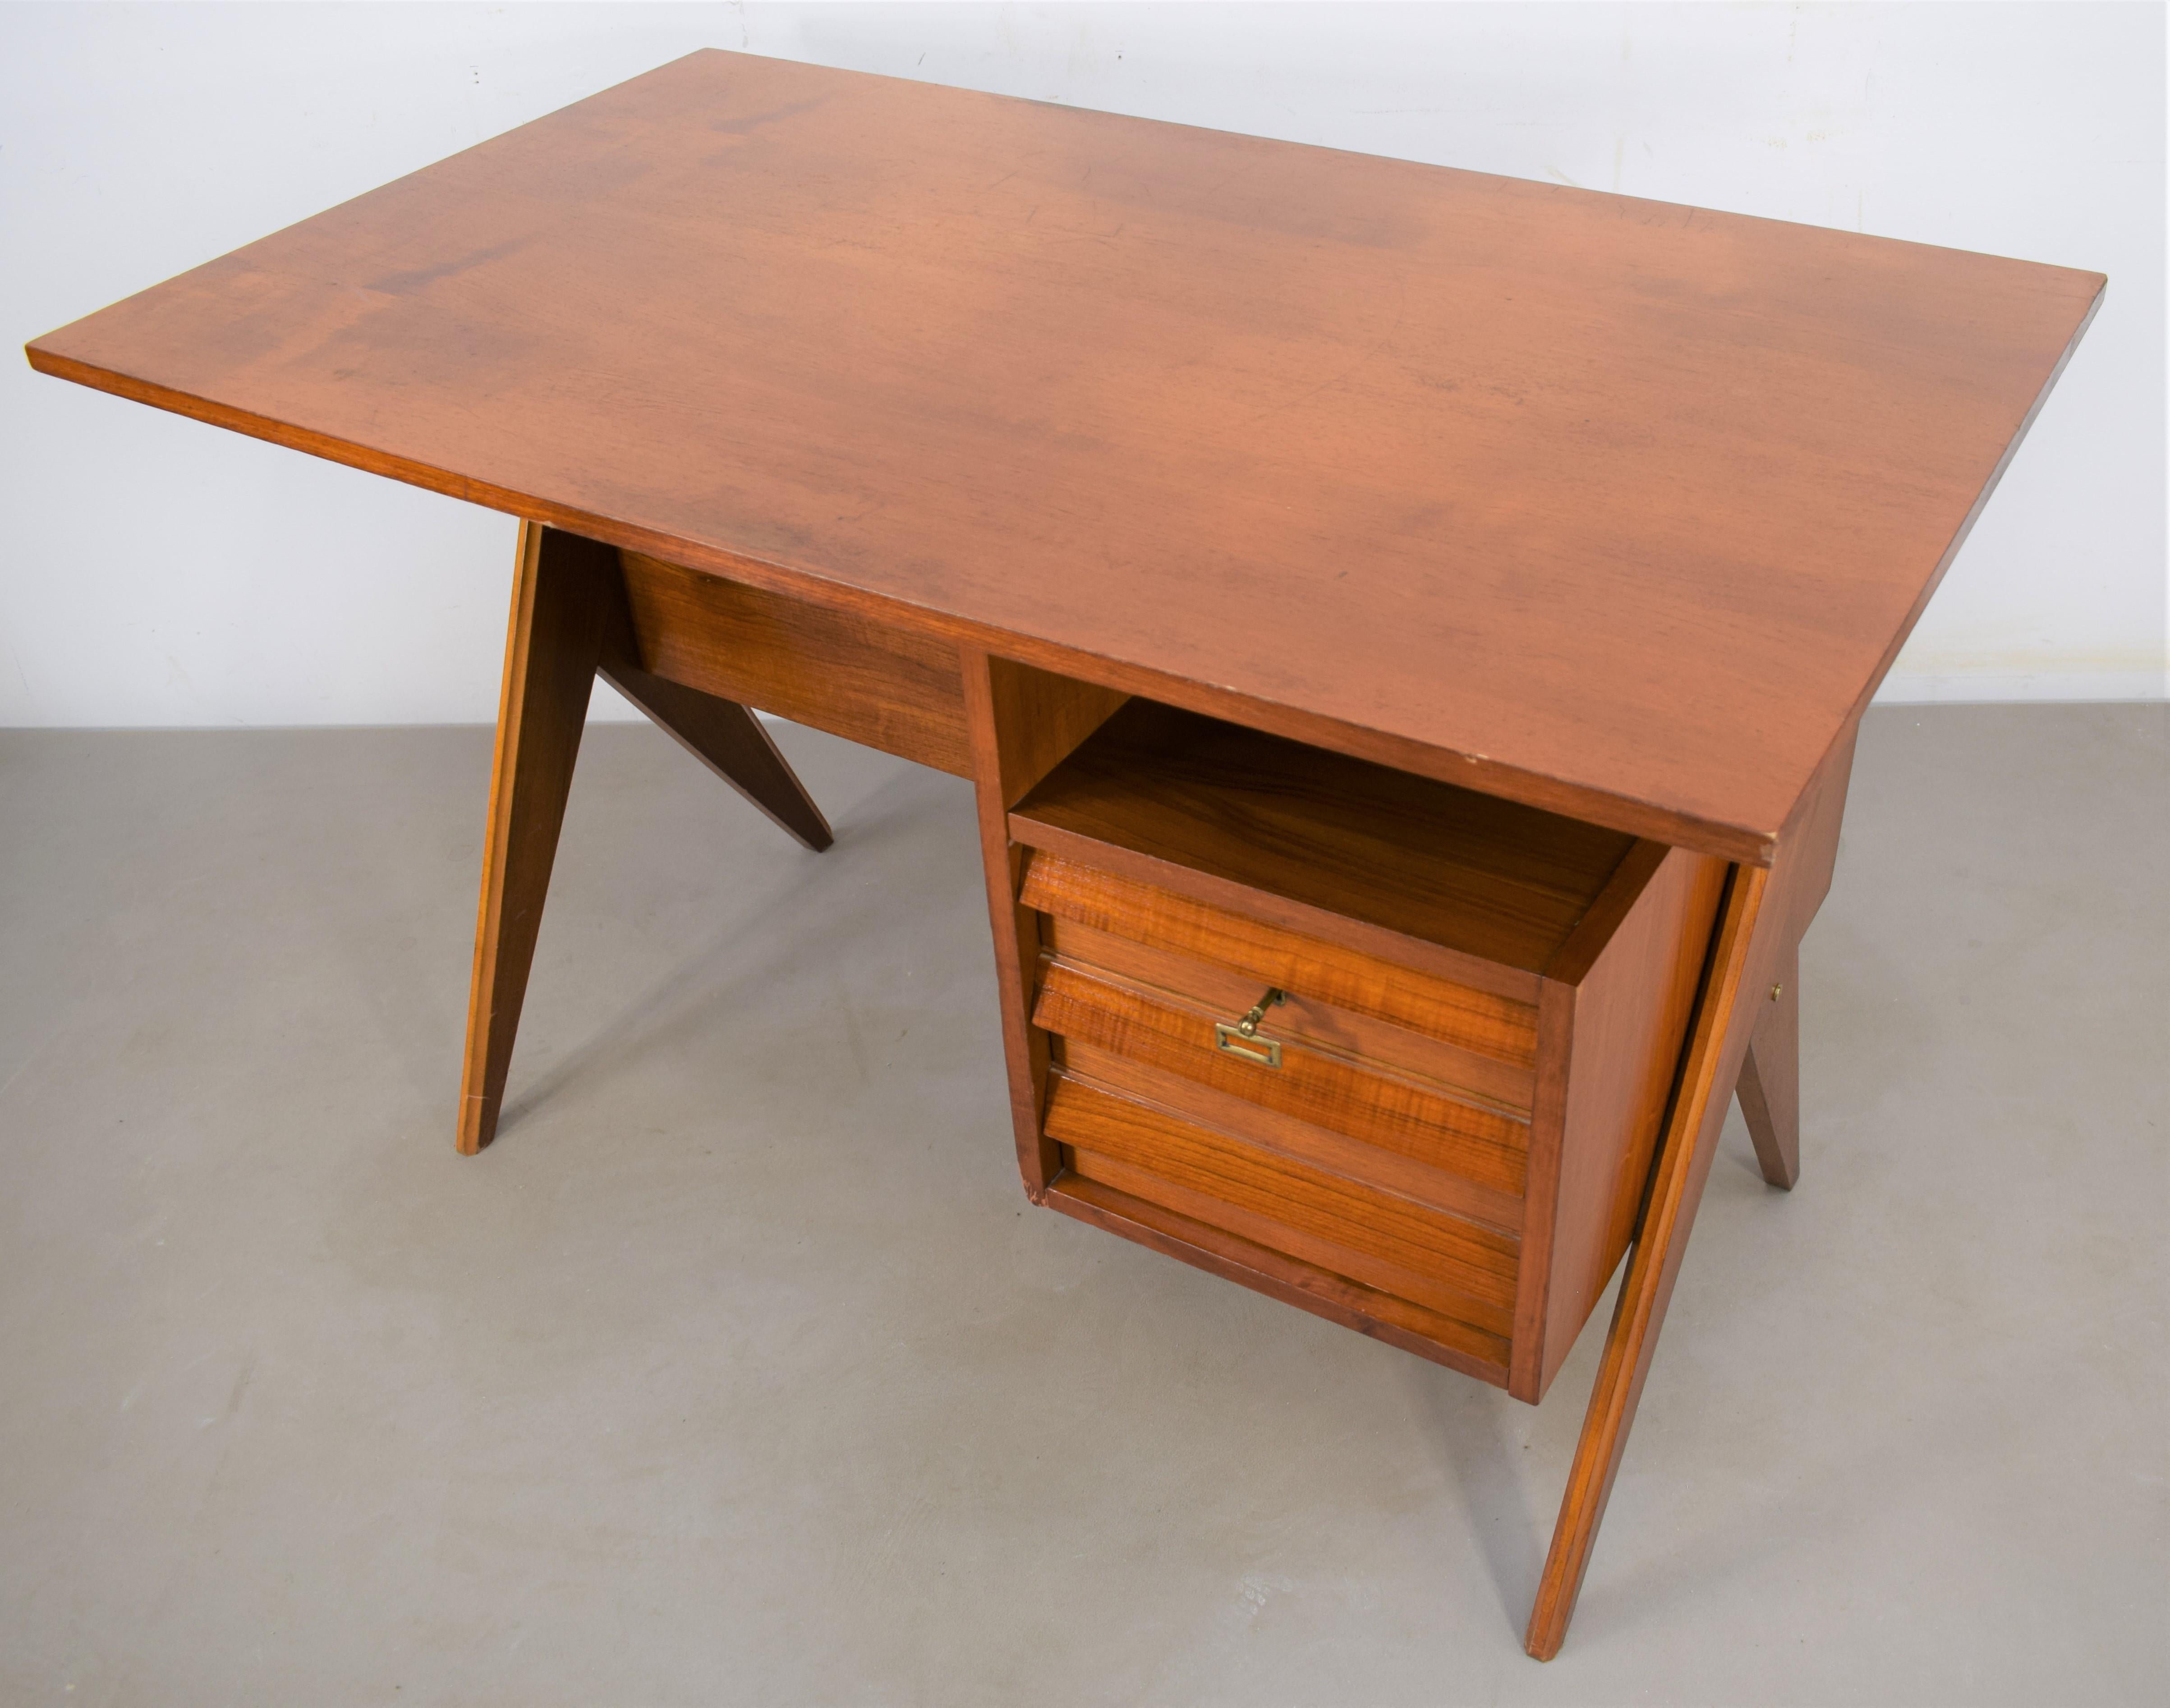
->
(995, 698), (1724, 1402)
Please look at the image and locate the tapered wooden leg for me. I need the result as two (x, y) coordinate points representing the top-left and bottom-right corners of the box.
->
(1522, 720), (1855, 1658)
(457, 527), (834, 1153)
(598, 660), (832, 851)
(1736, 938), (1801, 1189)
(1525, 863), (1770, 1660)
(456, 523), (617, 1154)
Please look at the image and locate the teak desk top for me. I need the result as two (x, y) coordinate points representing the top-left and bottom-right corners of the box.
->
(26, 49), (2101, 864)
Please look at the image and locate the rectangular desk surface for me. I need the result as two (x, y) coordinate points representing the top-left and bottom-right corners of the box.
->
(26, 49), (2100, 862)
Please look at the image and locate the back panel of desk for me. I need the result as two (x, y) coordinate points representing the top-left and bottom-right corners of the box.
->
(620, 549), (976, 777)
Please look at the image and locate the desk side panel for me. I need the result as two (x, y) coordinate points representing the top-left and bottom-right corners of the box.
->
(962, 651), (1132, 1196)
(1536, 848), (1728, 1399)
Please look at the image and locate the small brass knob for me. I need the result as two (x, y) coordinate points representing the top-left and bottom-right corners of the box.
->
(1235, 987), (1286, 1037)
(1215, 987), (1287, 1068)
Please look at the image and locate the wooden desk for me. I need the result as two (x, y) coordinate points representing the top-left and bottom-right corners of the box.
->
(27, 50), (2101, 1658)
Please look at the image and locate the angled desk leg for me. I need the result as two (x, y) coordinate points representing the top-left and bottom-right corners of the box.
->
(457, 524), (613, 1155)
(456, 522), (830, 1154)
(1524, 861), (1771, 1658)
(1732, 716), (1851, 1193)
(1736, 940), (1801, 1189)
(598, 660), (832, 853)
(1526, 718), (1854, 1658)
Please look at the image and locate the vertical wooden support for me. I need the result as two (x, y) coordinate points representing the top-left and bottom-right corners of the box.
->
(960, 650), (1128, 1198)
(457, 523), (617, 1154)
(1736, 938), (1801, 1189)
(1524, 862), (1770, 1658)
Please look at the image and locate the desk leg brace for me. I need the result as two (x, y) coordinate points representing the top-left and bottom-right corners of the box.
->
(456, 523), (829, 1154)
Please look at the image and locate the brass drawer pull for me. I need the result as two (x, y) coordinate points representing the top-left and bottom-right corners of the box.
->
(1214, 987), (1286, 1069)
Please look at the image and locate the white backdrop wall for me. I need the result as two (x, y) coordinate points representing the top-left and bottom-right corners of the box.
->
(3, 1), (2162, 729)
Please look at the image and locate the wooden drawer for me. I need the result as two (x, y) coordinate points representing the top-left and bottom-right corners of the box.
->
(1002, 700), (1724, 1400)
(1048, 1074), (1517, 1374)
(1024, 858), (1540, 1084)
(1030, 927), (1531, 1202)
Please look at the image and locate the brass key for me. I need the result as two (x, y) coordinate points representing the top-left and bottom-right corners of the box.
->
(1214, 986), (1286, 1068)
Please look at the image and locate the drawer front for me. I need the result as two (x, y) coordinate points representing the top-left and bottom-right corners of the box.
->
(1047, 1075), (1517, 1370)
(1041, 914), (1534, 1116)
(1034, 958), (1530, 1201)
(1021, 852), (1538, 1068)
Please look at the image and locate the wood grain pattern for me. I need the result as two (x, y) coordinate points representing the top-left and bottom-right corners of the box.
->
(1041, 916), (1536, 1113)
(979, 657), (1131, 809)
(1036, 960), (1529, 1198)
(1544, 840), (1671, 985)
(1049, 1077), (1519, 1328)
(1015, 701), (1636, 974)
(619, 548), (973, 777)
(1044, 1172), (1512, 1382)
(1061, 1042), (1525, 1234)
(1071, 1139), (1513, 1334)
(962, 651), (1131, 1197)
(25, 50), (2101, 860)
(1021, 849), (1541, 1051)
(962, 653), (1052, 1194)
(1015, 810), (1545, 1000)
(457, 523), (615, 1154)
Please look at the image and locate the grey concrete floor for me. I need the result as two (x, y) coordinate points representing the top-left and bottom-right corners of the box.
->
(0, 703), (2162, 1706)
